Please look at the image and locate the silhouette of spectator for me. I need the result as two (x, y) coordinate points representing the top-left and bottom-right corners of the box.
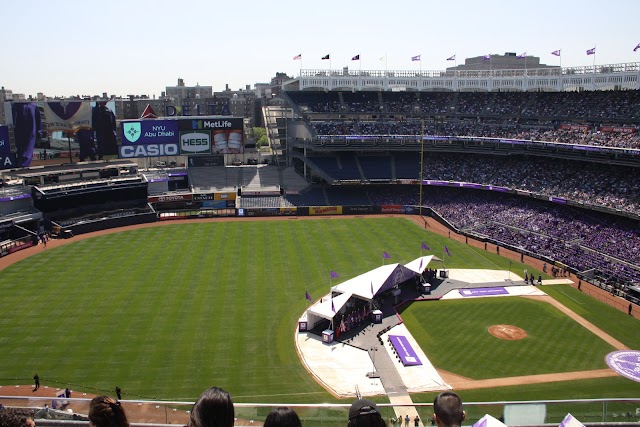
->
(348, 399), (386, 427)
(0, 409), (36, 427)
(89, 395), (130, 427)
(433, 392), (465, 427)
(264, 407), (302, 427)
(188, 387), (235, 427)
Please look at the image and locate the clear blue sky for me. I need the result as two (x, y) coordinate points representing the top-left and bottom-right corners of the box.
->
(2, 0), (639, 98)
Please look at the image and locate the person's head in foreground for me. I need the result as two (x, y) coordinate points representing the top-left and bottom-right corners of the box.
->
(433, 392), (465, 427)
(89, 395), (130, 427)
(264, 407), (302, 427)
(348, 399), (386, 427)
(189, 386), (235, 427)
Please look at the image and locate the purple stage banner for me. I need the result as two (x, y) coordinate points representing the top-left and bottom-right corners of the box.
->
(460, 287), (509, 297)
(605, 350), (640, 383)
(388, 335), (422, 366)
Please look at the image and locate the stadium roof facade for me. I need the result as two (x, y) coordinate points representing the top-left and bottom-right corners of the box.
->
(293, 61), (640, 92)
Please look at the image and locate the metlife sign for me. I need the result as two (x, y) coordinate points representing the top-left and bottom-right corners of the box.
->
(121, 120), (179, 145)
(177, 118), (243, 131)
(180, 131), (211, 154)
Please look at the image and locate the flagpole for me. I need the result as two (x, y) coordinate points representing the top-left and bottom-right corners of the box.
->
(592, 44), (597, 90)
(419, 118), (424, 220)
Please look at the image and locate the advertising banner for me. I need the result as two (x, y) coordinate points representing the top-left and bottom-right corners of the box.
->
(0, 126), (9, 155)
(148, 193), (193, 203)
(309, 206), (342, 216)
(118, 143), (179, 158)
(343, 206), (374, 215)
(0, 153), (17, 169)
(188, 154), (224, 167)
(178, 117), (244, 154)
(180, 130), (211, 155)
(121, 119), (179, 145)
(202, 200), (228, 209)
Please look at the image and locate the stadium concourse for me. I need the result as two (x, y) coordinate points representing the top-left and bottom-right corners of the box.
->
(295, 261), (559, 422)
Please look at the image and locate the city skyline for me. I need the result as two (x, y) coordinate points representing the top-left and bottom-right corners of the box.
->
(2, 0), (639, 98)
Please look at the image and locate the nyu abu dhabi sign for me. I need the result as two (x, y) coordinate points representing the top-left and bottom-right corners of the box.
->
(119, 117), (243, 158)
(122, 120), (178, 145)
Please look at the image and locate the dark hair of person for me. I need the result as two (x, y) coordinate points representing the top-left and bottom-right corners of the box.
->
(264, 407), (302, 427)
(189, 387), (235, 427)
(433, 392), (464, 427)
(89, 395), (130, 427)
(347, 399), (386, 427)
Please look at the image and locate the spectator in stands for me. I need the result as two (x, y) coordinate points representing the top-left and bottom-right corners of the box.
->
(264, 407), (302, 427)
(433, 392), (465, 427)
(89, 395), (130, 427)
(0, 410), (35, 427)
(348, 399), (386, 427)
(189, 387), (235, 427)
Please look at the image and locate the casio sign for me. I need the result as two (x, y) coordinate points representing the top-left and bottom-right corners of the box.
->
(181, 132), (210, 153)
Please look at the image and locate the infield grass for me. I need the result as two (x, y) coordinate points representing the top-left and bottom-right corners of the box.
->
(0, 217), (637, 403)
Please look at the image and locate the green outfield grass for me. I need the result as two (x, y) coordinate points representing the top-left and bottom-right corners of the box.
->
(0, 217), (637, 403)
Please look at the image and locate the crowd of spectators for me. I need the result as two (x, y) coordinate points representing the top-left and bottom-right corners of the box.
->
(303, 152), (640, 215)
(367, 186), (639, 285)
(311, 119), (640, 149)
(289, 89), (640, 120)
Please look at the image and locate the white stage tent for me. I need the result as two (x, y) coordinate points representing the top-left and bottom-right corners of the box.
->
(332, 256), (433, 301)
(304, 256), (433, 329)
(305, 292), (352, 328)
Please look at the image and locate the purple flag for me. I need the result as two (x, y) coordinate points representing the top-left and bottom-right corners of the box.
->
(11, 102), (41, 168)
(330, 270), (339, 279)
(293, 54), (301, 60)
(321, 54), (330, 60)
(444, 246), (451, 257)
(411, 55), (420, 61)
(446, 55), (455, 61)
(586, 47), (596, 55)
(482, 54), (491, 60)
(351, 54), (360, 61)
(634, 43), (640, 52)
(517, 52), (527, 59)
(305, 290), (312, 302)
(383, 251), (391, 259)
(551, 49), (561, 56)
(421, 242), (430, 250)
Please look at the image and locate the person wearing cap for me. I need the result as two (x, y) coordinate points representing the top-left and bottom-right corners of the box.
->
(348, 399), (386, 427)
(433, 392), (465, 427)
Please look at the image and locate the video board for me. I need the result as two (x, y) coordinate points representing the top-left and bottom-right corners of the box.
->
(119, 117), (243, 159)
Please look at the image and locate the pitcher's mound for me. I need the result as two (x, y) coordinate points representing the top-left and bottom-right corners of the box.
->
(488, 324), (527, 340)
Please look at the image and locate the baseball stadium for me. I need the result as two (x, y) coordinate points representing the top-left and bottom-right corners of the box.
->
(0, 59), (639, 427)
